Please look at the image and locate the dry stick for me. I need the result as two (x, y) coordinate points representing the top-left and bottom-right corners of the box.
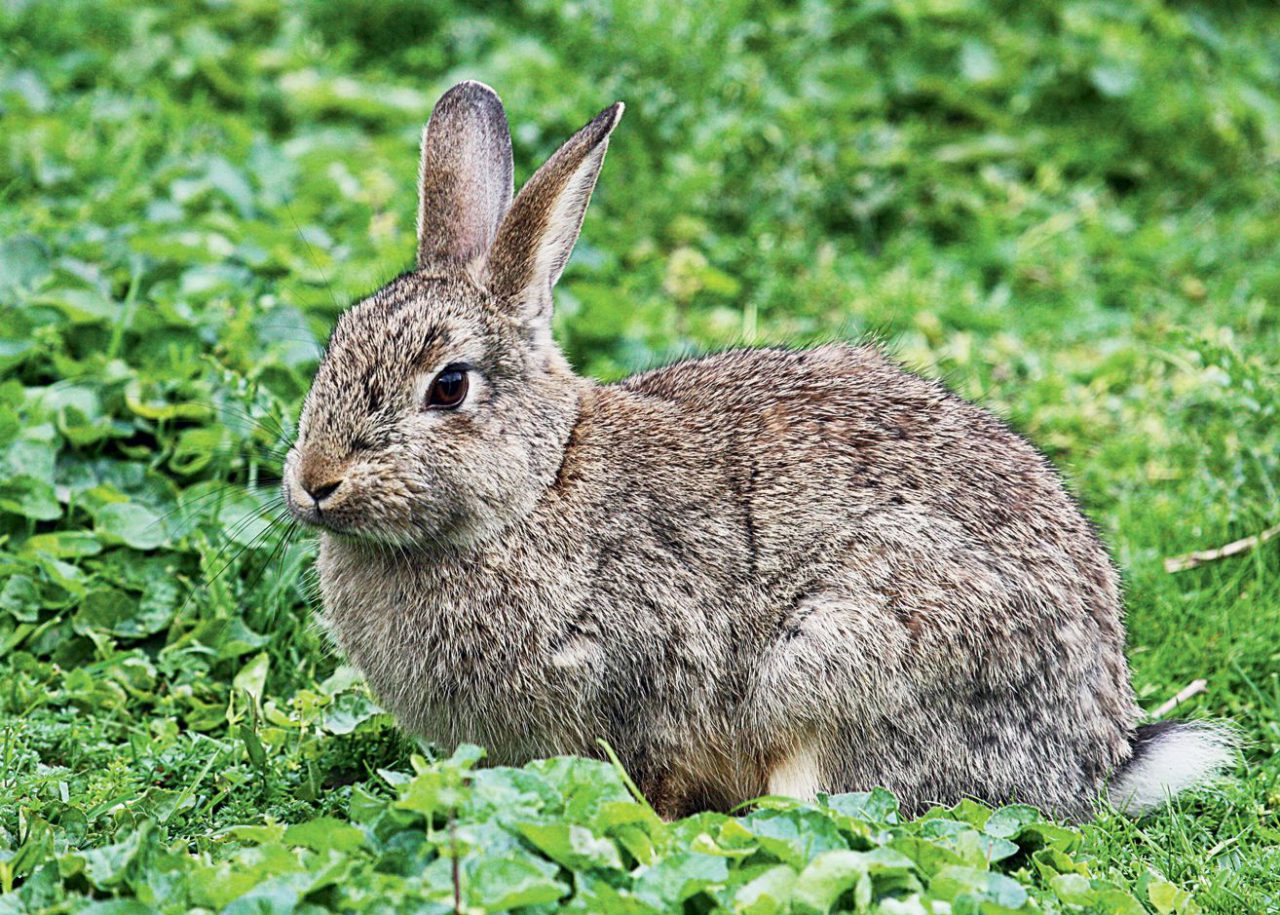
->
(1163, 522), (1280, 573)
(1151, 678), (1207, 719)
(450, 814), (462, 914)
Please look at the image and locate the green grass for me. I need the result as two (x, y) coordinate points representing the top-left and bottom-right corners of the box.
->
(1, 0), (1278, 911)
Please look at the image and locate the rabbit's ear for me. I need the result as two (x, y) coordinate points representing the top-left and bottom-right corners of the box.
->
(417, 81), (514, 271)
(485, 102), (624, 322)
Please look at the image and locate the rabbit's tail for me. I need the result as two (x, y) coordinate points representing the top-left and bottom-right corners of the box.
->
(1106, 720), (1235, 815)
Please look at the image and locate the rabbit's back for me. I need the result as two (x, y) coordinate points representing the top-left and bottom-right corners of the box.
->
(611, 343), (1138, 816)
(619, 343), (1117, 607)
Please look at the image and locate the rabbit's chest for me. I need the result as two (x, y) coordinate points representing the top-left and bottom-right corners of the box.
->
(316, 539), (604, 754)
(314, 529), (756, 767)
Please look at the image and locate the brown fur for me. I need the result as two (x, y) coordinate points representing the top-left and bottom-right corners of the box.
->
(284, 83), (1210, 820)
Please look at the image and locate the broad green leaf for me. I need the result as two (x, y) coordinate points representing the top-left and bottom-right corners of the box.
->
(124, 379), (212, 422)
(527, 755), (634, 821)
(221, 871), (315, 915)
(77, 824), (151, 889)
(983, 805), (1042, 839)
(0, 235), (50, 293)
(632, 851), (730, 909)
(222, 823), (287, 845)
(33, 287), (116, 324)
(21, 531), (102, 558)
(792, 851), (869, 913)
(466, 854), (567, 911)
(515, 821), (623, 870)
(0, 574), (41, 622)
(1098, 886), (1156, 915)
(283, 817), (366, 854)
(929, 865), (1028, 911)
(739, 808), (848, 868)
(0, 477), (61, 521)
(322, 690), (383, 735)
(825, 788), (901, 824)
(1149, 878), (1201, 915)
(469, 766), (560, 821)
(566, 871), (662, 914)
(945, 798), (993, 829)
(732, 864), (797, 915)
(1051, 872), (1097, 905)
(74, 587), (154, 638)
(94, 502), (167, 550)
(890, 835), (965, 877)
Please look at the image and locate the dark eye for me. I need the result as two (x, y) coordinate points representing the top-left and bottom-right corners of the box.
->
(426, 364), (469, 410)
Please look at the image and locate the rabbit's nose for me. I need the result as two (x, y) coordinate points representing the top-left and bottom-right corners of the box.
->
(306, 479), (343, 504)
(295, 451), (346, 507)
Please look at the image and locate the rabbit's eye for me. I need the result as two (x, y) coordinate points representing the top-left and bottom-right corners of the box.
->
(426, 364), (469, 410)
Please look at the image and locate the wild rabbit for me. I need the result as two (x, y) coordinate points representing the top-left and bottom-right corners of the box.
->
(283, 81), (1231, 820)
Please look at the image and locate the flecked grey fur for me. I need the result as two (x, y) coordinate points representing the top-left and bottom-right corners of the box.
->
(283, 82), (1218, 821)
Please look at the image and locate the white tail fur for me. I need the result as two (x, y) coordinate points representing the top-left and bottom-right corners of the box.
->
(1107, 721), (1236, 815)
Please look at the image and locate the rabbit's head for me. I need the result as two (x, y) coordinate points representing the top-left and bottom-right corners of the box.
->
(284, 82), (623, 547)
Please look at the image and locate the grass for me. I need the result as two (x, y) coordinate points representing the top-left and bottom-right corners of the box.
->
(1, 0), (1278, 911)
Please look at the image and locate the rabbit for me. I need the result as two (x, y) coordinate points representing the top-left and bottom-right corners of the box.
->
(283, 80), (1233, 821)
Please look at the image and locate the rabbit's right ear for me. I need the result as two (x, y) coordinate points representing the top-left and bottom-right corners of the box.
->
(484, 102), (624, 326)
(416, 81), (514, 271)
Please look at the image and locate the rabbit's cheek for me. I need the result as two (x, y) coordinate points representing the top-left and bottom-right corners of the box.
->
(281, 469), (310, 522)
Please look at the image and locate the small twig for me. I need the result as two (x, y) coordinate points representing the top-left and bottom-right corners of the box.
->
(1163, 522), (1280, 573)
(450, 812), (462, 914)
(1151, 679), (1207, 719)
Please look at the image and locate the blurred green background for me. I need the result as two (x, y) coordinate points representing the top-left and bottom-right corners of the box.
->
(1, 0), (1278, 911)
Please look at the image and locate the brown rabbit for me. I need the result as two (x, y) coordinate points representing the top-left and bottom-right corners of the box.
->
(283, 81), (1232, 820)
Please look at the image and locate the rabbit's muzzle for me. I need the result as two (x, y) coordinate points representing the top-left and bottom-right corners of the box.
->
(283, 448), (353, 531)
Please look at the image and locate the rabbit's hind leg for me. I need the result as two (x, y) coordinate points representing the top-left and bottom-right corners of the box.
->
(744, 583), (913, 803)
(766, 741), (825, 801)
(636, 765), (735, 820)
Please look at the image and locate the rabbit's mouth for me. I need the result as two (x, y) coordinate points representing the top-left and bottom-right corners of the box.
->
(284, 489), (392, 542)
(282, 447), (383, 537)
(281, 466), (435, 546)
(282, 481), (343, 533)
(281, 443), (504, 549)
(282, 460), (364, 536)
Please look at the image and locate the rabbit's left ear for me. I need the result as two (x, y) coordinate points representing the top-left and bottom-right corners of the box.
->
(417, 81), (514, 271)
(485, 102), (624, 323)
